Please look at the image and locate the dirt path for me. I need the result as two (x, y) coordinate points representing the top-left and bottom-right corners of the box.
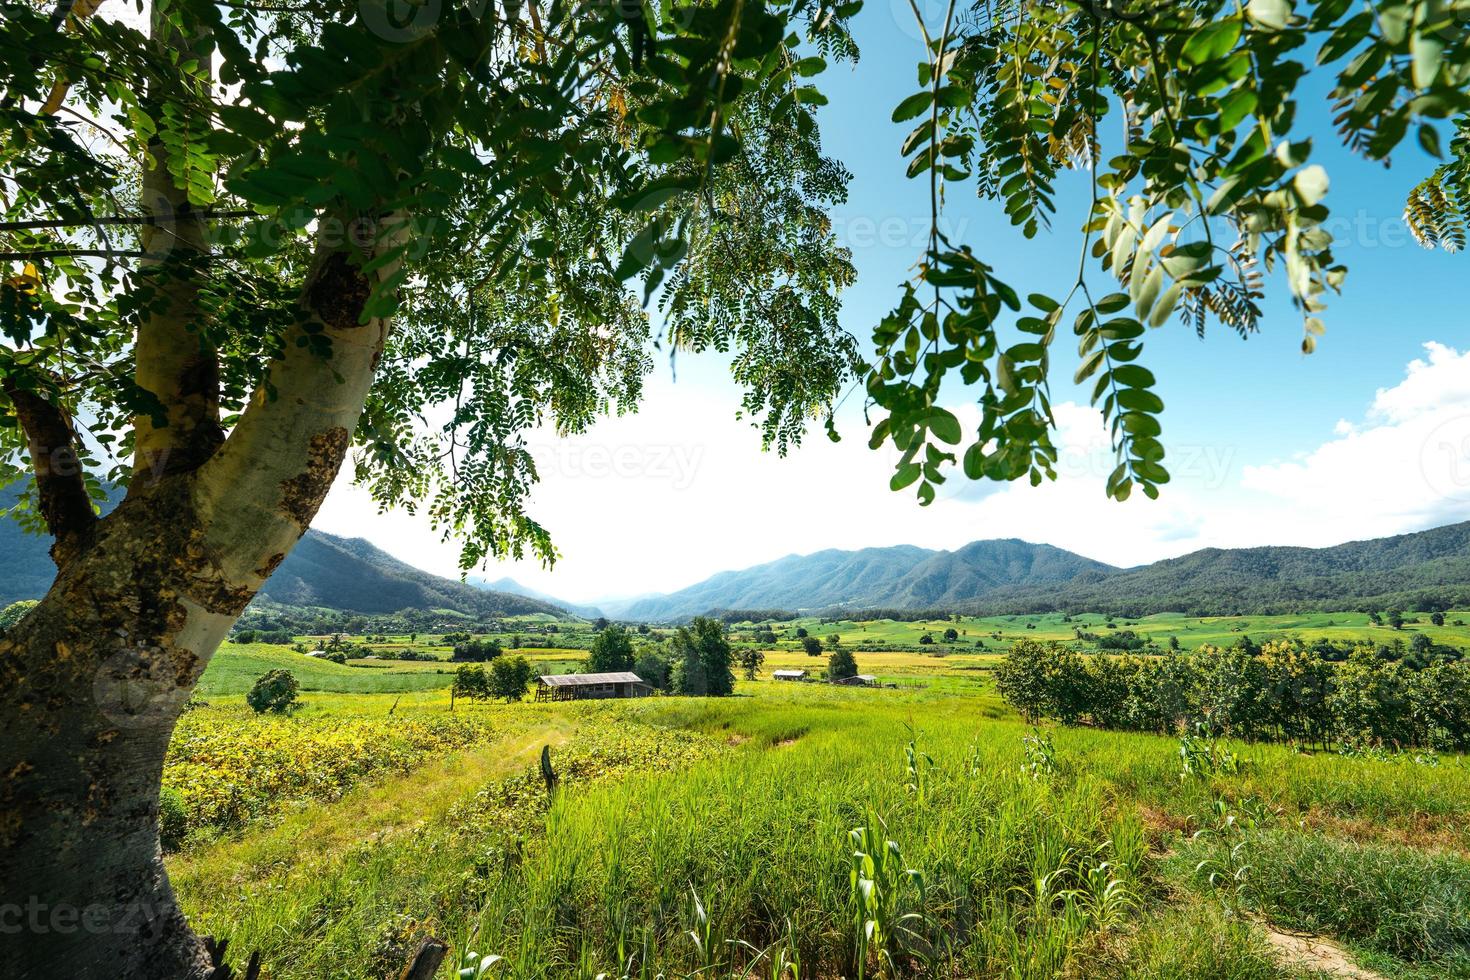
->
(1261, 925), (1388, 980)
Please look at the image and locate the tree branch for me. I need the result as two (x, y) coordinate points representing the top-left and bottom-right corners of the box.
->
(1, 377), (97, 561)
(129, 10), (222, 481)
(0, 210), (255, 232)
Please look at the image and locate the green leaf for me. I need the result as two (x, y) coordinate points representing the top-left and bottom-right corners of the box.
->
(1182, 20), (1242, 67)
(927, 409), (963, 445)
(892, 92), (932, 122)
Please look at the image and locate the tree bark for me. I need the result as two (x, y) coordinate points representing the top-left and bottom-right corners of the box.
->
(0, 230), (395, 978)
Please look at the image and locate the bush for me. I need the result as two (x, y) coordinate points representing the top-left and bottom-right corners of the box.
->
(246, 669), (300, 714)
(158, 786), (189, 852)
(993, 638), (1470, 750)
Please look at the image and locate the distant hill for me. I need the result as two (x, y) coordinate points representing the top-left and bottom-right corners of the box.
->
(968, 523), (1470, 617)
(614, 522), (1470, 621)
(468, 575), (605, 619)
(619, 541), (1116, 621)
(258, 532), (566, 617)
(2, 483), (564, 618)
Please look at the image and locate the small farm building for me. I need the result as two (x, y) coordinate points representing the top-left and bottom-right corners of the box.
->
(535, 671), (653, 701)
(773, 670), (807, 681)
(834, 674), (878, 687)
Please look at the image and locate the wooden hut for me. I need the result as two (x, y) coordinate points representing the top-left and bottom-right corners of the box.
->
(834, 674), (878, 687)
(772, 669), (807, 682)
(535, 671), (653, 702)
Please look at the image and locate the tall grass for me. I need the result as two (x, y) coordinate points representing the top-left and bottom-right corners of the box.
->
(170, 684), (1468, 978)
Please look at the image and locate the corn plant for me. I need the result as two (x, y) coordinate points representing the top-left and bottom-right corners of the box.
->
(1189, 797), (1264, 911)
(459, 950), (508, 980)
(1019, 730), (1059, 780)
(1069, 856), (1136, 932)
(848, 822), (929, 980)
(902, 723), (935, 803)
(1177, 725), (1246, 781)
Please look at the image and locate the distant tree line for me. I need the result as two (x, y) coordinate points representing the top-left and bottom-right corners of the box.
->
(995, 639), (1470, 751)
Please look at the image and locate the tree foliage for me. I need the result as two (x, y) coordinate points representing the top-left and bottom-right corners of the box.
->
(245, 668), (300, 714)
(866, 0), (1470, 508)
(586, 623), (635, 672)
(488, 655), (534, 701)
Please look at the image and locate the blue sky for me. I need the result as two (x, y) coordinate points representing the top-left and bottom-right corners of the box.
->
(315, 9), (1470, 602)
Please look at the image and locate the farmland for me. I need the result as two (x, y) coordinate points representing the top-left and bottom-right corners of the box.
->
(173, 627), (1470, 980)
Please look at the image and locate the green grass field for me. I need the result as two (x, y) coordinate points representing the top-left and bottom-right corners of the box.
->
(171, 651), (1470, 980)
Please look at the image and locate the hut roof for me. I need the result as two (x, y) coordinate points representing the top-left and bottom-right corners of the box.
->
(772, 670), (807, 678)
(537, 671), (646, 687)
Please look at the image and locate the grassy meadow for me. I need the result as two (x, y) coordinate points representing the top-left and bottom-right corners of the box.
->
(173, 632), (1470, 980)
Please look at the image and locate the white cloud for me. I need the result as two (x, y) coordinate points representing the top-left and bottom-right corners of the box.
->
(313, 342), (1470, 604)
(1239, 342), (1470, 536)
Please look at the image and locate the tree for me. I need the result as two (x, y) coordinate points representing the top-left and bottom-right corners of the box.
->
(1432, 612), (1447, 627)
(828, 646), (858, 682)
(593, 617), (611, 632)
(586, 624), (636, 672)
(487, 656), (534, 702)
(7, 0), (1470, 973)
(452, 664), (492, 703)
(1, 3), (858, 971)
(795, 627), (809, 639)
(919, 633), (934, 645)
(633, 651), (672, 690)
(825, 633), (841, 650)
(943, 627), (958, 642)
(669, 617), (733, 696)
(739, 647), (766, 681)
(801, 635), (824, 657)
(245, 669), (299, 715)
(452, 638), (503, 662)
(1389, 610), (1406, 630)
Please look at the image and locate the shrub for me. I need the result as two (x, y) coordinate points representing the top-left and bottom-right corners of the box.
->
(158, 786), (189, 852)
(246, 669), (300, 714)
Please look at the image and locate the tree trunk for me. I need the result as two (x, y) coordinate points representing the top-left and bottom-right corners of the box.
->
(0, 231), (395, 978)
(0, 486), (236, 979)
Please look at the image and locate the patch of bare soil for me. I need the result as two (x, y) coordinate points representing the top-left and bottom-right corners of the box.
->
(1260, 925), (1388, 980)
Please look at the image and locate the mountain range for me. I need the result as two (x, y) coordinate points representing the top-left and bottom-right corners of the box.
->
(1, 483), (559, 618)
(610, 540), (1116, 620)
(5, 477), (1469, 620)
(612, 523), (1470, 620)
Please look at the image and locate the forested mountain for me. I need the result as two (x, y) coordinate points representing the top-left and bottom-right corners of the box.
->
(2, 485), (563, 618)
(257, 532), (565, 616)
(968, 523), (1470, 617)
(614, 523), (1470, 621)
(618, 541), (1116, 620)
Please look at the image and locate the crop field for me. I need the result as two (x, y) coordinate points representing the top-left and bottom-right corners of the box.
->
(169, 665), (1470, 980)
(741, 609), (1470, 654)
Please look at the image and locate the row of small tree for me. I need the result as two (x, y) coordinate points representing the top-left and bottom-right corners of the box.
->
(583, 620), (752, 696)
(994, 639), (1470, 751)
